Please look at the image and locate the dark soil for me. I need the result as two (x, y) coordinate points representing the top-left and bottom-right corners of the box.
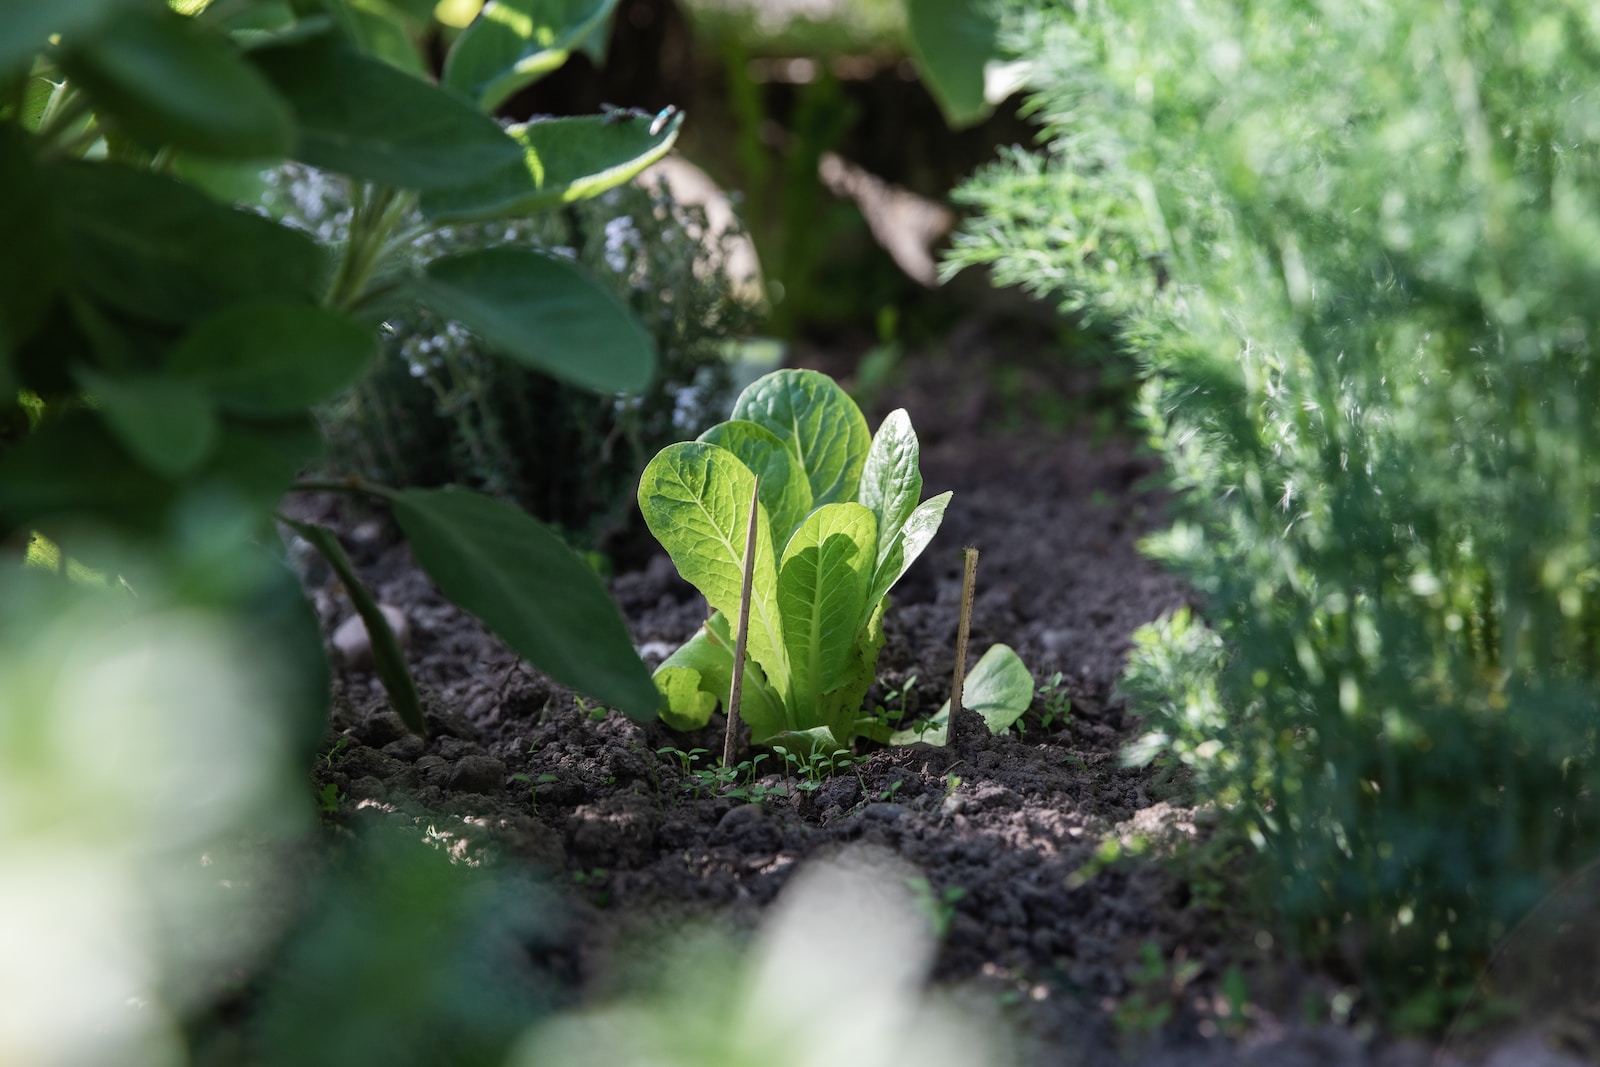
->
(285, 321), (1563, 1067)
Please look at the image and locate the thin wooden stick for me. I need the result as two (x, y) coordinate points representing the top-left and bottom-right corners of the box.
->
(725, 476), (760, 768)
(948, 546), (979, 747)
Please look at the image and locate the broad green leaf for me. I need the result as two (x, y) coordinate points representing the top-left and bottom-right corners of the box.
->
(285, 518), (427, 735)
(443, 0), (618, 111)
(698, 419), (813, 551)
(891, 643), (1035, 746)
(0, 0), (119, 78)
(200, 416), (324, 513)
(654, 664), (719, 731)
(58, 5), (294, 159)
(76, 366), (217, 477)
(653, 614), (785, 737)
(419, 111), (683, 222)
(20, 76), (62, 132)
(52, 161), (327, 324)
(858, 408), (923, 571)
(171, 154), (277, 204)
(816, 594), (885, 747)
(0, 411), (172, 535)
(905, 0), (999, 130)
(250, 34), (524, 191)
(637, 441), (790, 698)
(777, 502), (876, 715)
(389, 486), (660, 718)
(330, 0), (428, 74)
(732, 369), (870, 508)
(413, 247), (654, 394)
(0, 126), (66, 357)
(165, 301), (376, 415)
(863, 491), (951, 631)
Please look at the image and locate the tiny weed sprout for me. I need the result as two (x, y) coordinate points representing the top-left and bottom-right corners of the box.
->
(642, 369), (1033, 758)
(907, 877), (967, 940)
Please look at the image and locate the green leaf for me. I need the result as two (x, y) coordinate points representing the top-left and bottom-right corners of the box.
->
(858, 408), (923, 571)
(200, 415), (324, 512)
(76, 366), (218, 477)
(443, 0), (619, 111)
(0, 125), (66, 358)
(58, 5), (294, 159)
(816, 594), (885, 746)
(863, 491), (950, 631)
(249, 33), (525, 191)
(777, 502), (876, 716)
(0, 411), (171, 535)
(891, 643), (1035, 746)
(52, 161), (327, 325)
(0, 0), (119, 78)
(165, 301), (376, 415)
(388, 486), (659, 718)
(653, 614), (785, 737)
(697, 419), (813, 551)
(413, 247), (654, 394)
(285, 518), (426, 735)
(637, 441), (790, 699)
(329, 0), (428, 74)
(905, 0), (1000, 130)
(732, 369), (871, 509)
(419, 111), (682, 222)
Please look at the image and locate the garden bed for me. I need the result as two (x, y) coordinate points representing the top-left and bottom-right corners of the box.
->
(289, 322), (1538, 1067)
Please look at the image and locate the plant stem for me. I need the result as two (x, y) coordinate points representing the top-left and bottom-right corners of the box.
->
(327, 184), (409, 312)
(725, 475), (759, 768)
(289, 476), (400, 503)
(948, 546), (979, 748)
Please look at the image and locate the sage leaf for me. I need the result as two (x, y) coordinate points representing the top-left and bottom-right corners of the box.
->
(390, 486), (660, 719)
(413, 247), (655, 395)
(0, 126), (66, 357)
(52, 161), (327, 325)
(285, 518), (426, 735)
(165, 301), (376, 416)
(732, 368), (870, 508)
(637, 441), (790, 698)
(250, 34), (524, 191)
(0, 0), (118, 78)
(777, 503), (876, 714)
(59, 5), (294, 159)
(698, 419), (813, 551)
(75, 367), (217, 478)
(419, 112), (683, 222)
(443, 0), (619, 111)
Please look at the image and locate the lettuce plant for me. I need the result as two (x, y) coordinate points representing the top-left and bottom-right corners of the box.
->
(639, 369), (952, 752)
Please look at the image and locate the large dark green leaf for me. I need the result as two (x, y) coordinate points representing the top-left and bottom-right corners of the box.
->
(412, 247), (655, 394)
(76, 366), (218, 477)
(0, 411), (172, 535)
(250, 33), (524, 191)
(285, 518), (426, 735)
(58, 5), (294, 159)
(165, 301), (376, 415)
(419, 111), (682, 222)
(0, 126), (66, 359)
(326, 0), (428, 74)
(387, 486), (660, 719)
(51, 161), (327, 324)
(199, 416), (324, 512)
(442, 0), (618, 111)
(906, 0), (1000, 130)
(0, 0), (119, 77)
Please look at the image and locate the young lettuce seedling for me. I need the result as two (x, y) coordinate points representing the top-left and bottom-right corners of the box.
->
(640, 369), (951, 754)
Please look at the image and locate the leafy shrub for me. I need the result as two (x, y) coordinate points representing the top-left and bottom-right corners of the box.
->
(303, 169), (756, 548)
(952, 0), (1600, 1008)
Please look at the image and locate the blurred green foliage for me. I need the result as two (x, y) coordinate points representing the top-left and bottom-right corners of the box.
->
(306, 174), (756, 549)
(954, 0), (1600, 1016)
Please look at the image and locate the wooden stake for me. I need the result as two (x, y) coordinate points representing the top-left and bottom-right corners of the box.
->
(948, 546), (979, 748)
(725, 476), (760, 768)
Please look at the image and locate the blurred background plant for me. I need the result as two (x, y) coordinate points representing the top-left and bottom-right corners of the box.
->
(950, 0), (1600, 1024)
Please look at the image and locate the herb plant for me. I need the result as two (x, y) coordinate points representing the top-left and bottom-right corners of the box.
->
(2, 0), (681, 737)
(952, 0), (1600, 1012)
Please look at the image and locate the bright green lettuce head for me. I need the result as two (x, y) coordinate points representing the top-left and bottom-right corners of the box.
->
(639, 369), (952, 753)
